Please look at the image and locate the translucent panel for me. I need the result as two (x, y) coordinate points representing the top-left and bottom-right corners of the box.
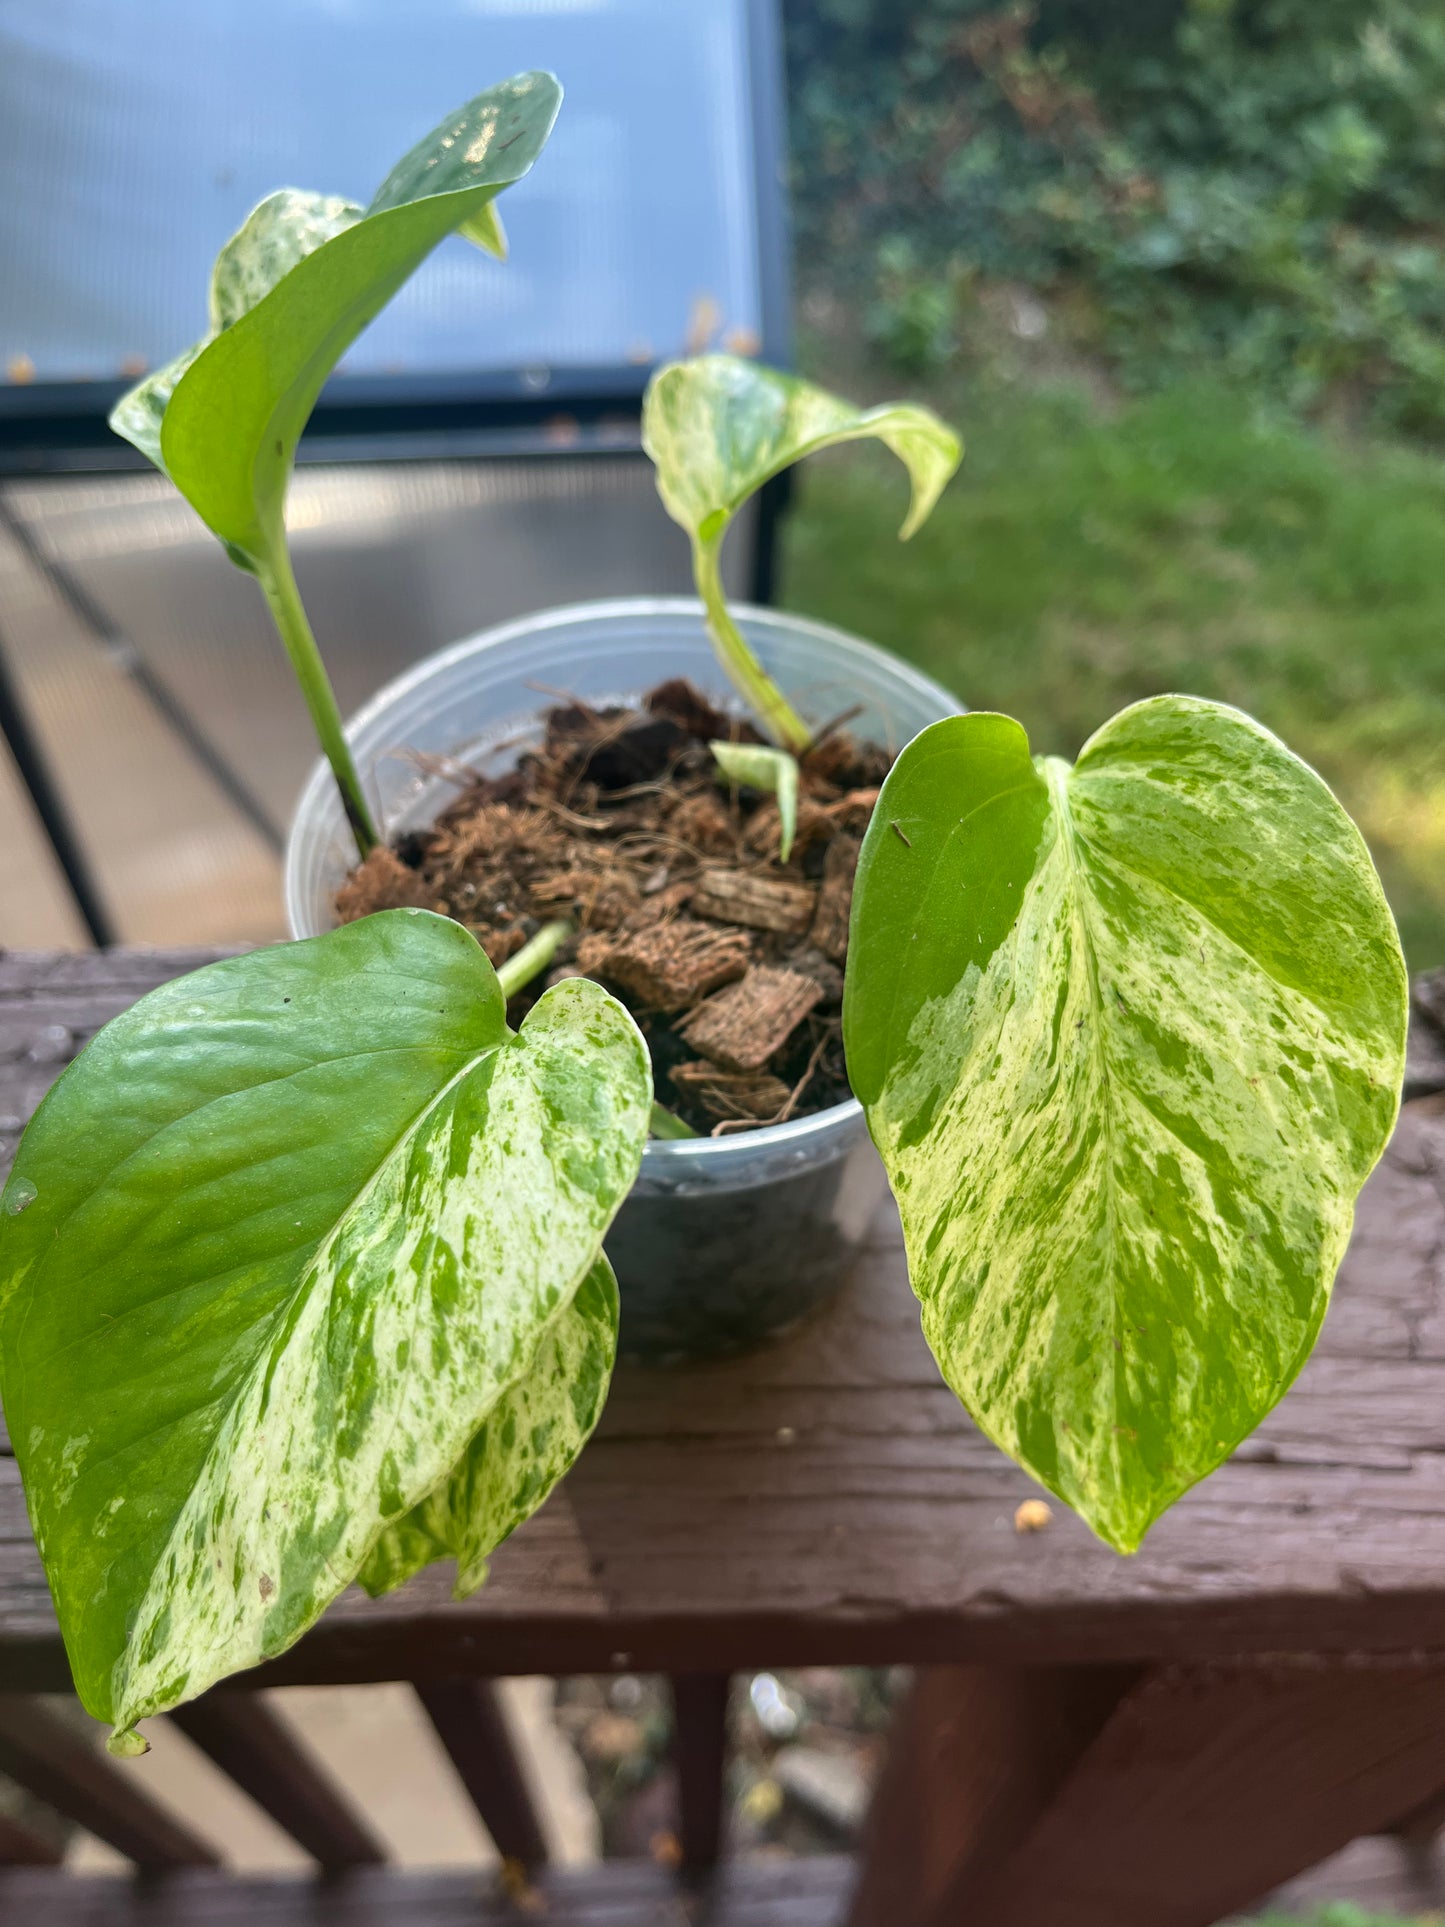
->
(0, 457), (744, 943)
(0, 0), (774, 384)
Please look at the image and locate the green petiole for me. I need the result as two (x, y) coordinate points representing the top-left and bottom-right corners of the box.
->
(255, 533), (378, 854)
(693, 539), (811, 752)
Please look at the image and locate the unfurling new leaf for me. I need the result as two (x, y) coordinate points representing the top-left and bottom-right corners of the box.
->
(710, 739), (800, 862)
(643, 356), (961, 749)
(0, 911), (650, 1750)
(844, 696), (1407, 1551)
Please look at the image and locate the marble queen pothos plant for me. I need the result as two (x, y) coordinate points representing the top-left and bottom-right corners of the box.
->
(0, 71), (1408, 1757)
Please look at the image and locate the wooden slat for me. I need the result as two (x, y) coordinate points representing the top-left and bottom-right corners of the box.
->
(0, 1696), (216, 1870)
(168, 1690), (384, 1870)
(0, 1856), (855, 1926)
(671, 1672), (731, 1870)
(0, 1811), (63, 1867)
(3, 950), (1445, 1687)
(925, 1655), (1445, 1927)
(414, 1681), (547, 1871)
(848, 1664), (1137, 1927)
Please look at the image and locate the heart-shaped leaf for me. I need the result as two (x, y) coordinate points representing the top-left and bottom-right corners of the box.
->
(109, 72), (560, 562)
(844, 697), (1407, 1551)
(710, 740), (800, 862)
(0, 910), (649, 1750)
(642, 356), (961, 748)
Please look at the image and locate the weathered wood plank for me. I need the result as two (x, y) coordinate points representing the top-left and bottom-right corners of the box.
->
(0, 1696), (217, 1869)
(168, 1690), (385, 1870)
(847, 1665), (1137, 1927)
(0, 1855), (855, 1926)
(938, 1655), (1445, 1927)
(1, 950), (1445, 1688)
(413, 1681), (548, 1872)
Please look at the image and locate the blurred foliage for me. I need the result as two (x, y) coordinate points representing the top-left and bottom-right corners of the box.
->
(784, 0), (1445, 431)
(782, 374), (1445, 966)
(1247, 1912), (1439, 1926)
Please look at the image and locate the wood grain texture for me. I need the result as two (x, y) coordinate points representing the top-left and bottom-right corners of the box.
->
(3, 948), (1445, 1688)
(947, 1655), (1445, 1927)
(848, 1664), (1137, 1927)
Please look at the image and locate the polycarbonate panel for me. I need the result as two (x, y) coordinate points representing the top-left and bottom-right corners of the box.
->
(0, 0), (771, 384)
(0, 461), (753, 945)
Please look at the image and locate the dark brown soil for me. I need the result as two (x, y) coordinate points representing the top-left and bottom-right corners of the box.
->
(335, 680), (890, 1136)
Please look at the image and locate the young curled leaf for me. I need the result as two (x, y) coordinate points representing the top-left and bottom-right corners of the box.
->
(0, 910), (650, 1749)
(642, 356), (961, 750)
(644, 355), (962, 547)
(710, 739), (800, 862)
(844, 697), (1407, 1552)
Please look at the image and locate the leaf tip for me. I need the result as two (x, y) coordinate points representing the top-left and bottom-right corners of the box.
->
(107, 1725), (149, 1759)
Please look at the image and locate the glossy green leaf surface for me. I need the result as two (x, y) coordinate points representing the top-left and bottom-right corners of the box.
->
(0, 910), (649, 1747)
(642, 357), (962, 748)
(844, 698), (1407, 1551)
(710, 740), (800, 862)
(109, 72), (559, 562)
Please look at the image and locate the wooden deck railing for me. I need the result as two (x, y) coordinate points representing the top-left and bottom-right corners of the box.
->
(1, 948), (1445, 1924)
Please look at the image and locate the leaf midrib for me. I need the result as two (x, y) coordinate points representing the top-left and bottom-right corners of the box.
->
(18, 1040), (484, 1371)
(1041, 755), (1127, 1506)
(19, 1019), (508, 1680)
(104, 1027), (513, 1723)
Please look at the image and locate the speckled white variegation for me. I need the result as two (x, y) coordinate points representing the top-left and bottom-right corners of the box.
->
(844, 697), (1407, 1552)
(108, 71), (559, 564)
(0, 911), (649, 1751)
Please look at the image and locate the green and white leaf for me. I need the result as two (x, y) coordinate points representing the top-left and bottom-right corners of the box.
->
(108, 71), (560, 563)
(358, 1253), (617, 1601)
(710, 739), (800, 862)
(109, 189), (366, 477)
(643, 354), (961, 545)
(844, 696), (1407, 1552)
(642, 355), (962, 750)
(0, 909), (649, 1750)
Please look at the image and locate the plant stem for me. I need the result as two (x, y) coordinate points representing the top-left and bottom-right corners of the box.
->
(255, 535), (379, 854)
(497, 919), (574, 1000)
(694, 539), (812, 752)
(649, 1100), (699, 1140)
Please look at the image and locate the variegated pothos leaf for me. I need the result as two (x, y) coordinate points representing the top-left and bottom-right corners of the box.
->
(844, 697), (1407, 1552)
(0, 911), (649, 1749)
(109, 190), (365, 474)
(642, 356), (962, 750)
(359, 1253), (617, 1601)
(642, 355), (961, 548)
(108, 72), (559, 562)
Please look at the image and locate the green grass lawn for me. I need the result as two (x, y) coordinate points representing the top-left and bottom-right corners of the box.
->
(1248, 1913), (1440, 1926)
(781, 377), (1445, 969)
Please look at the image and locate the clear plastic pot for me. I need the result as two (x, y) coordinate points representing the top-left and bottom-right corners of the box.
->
(285, 598), (961, 1362)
